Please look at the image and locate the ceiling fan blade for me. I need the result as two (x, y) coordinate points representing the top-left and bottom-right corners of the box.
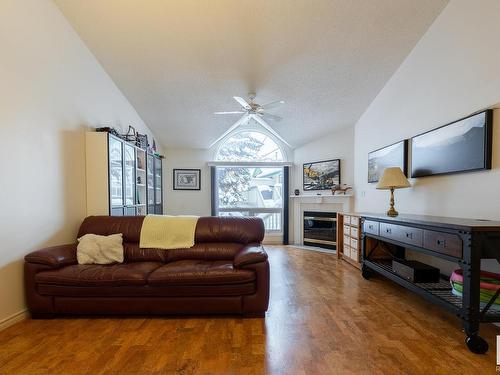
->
(260, 113), (283, 122)
(261, 100), (285, 110)
(209, 115), (249, 148)
(233, 96), (252, 110)
(214, 111), (246, 115)
(250, 114), (292, 148)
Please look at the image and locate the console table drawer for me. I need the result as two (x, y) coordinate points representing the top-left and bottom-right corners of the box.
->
(424, 230), (463, 258)
(351, 227), (359, 238)
(350, 238), (359, 250)
(364, 220), (379, 235)
(380, 223), (423, 247)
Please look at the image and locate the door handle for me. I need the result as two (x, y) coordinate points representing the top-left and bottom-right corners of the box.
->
(437, 239), (447, 247)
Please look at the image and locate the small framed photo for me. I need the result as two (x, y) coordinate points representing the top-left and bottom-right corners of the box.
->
(173, 169), (201, 190)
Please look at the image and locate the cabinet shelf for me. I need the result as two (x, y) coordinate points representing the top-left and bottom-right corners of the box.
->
(365, 259), (462, 310)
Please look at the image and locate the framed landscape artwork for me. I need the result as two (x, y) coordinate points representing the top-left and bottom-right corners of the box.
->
(173, 169), (201, 190)
(303, 159), (341, 191)
(368, 140), (408, 183)
(411, 110), (493, 178)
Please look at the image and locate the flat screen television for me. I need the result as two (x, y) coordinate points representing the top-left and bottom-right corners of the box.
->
(303, 159), (341, 191)
(411, 110), (493, 178)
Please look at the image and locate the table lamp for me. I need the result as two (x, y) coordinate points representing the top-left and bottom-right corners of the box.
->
(376, 167), (410, 217)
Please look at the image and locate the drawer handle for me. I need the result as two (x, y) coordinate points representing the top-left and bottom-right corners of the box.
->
(385, 228), (392, 234)
(437, 239), (447, 247)
(406, 232), (413, 239)
(368, 225), (373, 230)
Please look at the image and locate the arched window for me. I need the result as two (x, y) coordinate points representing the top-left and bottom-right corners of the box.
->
(212, 130), (286, 233)
(215, 131), (285, 162)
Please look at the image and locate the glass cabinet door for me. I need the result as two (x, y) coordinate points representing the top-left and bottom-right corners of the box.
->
(136, 149), (147, 215)
(154, 158), (163, 214)
(155, 158), (162, 204)
(124, 144), (136, 211)
(147, 154), (155, 213)
(109, 137), (123, 212)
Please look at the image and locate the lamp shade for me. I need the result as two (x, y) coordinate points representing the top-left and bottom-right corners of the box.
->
(376, 167), (410, 190)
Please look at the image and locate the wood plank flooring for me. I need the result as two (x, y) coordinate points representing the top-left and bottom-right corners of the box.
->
(0, 246), (498, 374)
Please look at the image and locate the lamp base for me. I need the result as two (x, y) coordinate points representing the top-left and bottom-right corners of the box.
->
(386, 187), (399, 217)
(386, 207), (399, 217)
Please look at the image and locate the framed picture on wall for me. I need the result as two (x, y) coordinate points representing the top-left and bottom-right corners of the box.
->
(173, 169), (201, 190)
(368, 140), (408, 183)
(411, 110), (493, 178)
(303, 159), (341, 191)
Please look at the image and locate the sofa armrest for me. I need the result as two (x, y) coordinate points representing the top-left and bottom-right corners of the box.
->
(234, 244), (268, 268)
(24, 243), (78, 269)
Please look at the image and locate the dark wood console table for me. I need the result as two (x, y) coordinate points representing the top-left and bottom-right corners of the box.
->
(360, 213), (500, 354)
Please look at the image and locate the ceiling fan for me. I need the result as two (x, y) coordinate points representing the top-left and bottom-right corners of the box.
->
(210, 93), (291, 148)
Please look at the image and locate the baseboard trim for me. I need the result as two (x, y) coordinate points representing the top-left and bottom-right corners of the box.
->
(0, 309), (28, 331)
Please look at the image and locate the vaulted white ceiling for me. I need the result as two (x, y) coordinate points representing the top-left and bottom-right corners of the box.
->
(55, 0), (448, 149)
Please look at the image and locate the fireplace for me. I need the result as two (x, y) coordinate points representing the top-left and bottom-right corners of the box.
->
(303, 211), (337, 250)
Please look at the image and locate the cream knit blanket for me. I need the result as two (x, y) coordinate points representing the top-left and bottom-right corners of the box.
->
(139, 215), (199, 249)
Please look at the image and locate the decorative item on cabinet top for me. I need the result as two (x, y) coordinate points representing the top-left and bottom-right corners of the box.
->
(376, 167), (411, 217)
(337, 212), (362, 269)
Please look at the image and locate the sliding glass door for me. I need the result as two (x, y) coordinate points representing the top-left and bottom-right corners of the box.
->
(214, 166), (284, 233)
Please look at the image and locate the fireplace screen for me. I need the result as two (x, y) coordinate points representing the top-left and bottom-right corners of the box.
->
(303, 211), (337, 250)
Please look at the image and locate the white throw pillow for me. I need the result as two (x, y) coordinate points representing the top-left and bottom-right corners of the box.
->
(77, 233), (124, 265)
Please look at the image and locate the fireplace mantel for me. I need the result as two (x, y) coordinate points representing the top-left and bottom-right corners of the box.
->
(289, 194), (353, 203)
(290, 194), (354, 248)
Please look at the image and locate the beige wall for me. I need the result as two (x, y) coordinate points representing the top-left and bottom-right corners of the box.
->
(163, 148), (212, 216)
(292, 126), (354, 193)
(353, 0), (500, 271)
(0, 0), (159, 325)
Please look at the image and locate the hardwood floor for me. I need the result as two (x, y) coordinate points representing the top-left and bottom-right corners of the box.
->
(0, 246), (498, 374)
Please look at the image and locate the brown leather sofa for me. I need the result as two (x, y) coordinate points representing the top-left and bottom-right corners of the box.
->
(24, 216), (269, 318)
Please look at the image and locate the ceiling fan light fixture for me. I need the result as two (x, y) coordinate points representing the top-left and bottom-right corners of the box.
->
(211, 94), (290, 148)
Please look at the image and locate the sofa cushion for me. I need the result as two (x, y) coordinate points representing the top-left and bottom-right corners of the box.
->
(77, 233), (124, 265)
(148, 260), (255, 286)
(125, 242), (244, 263)
(195, 217), (265, 244)
(78, 216), (145, 243)
(35, 262), (161, 286)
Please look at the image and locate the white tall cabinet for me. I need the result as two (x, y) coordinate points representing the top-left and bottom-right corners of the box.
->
(85, 132), (162, 216)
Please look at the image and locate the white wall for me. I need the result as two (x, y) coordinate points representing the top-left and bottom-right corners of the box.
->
(0, 0), (159, 326)
(353, 0), (500, 271)
(163, 148), (212, 216)
(292, 126), (354, 194)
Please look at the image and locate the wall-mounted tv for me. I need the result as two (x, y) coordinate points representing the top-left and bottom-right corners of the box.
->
(303, 159), (341, 191)
(411, 110), (493, 178)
